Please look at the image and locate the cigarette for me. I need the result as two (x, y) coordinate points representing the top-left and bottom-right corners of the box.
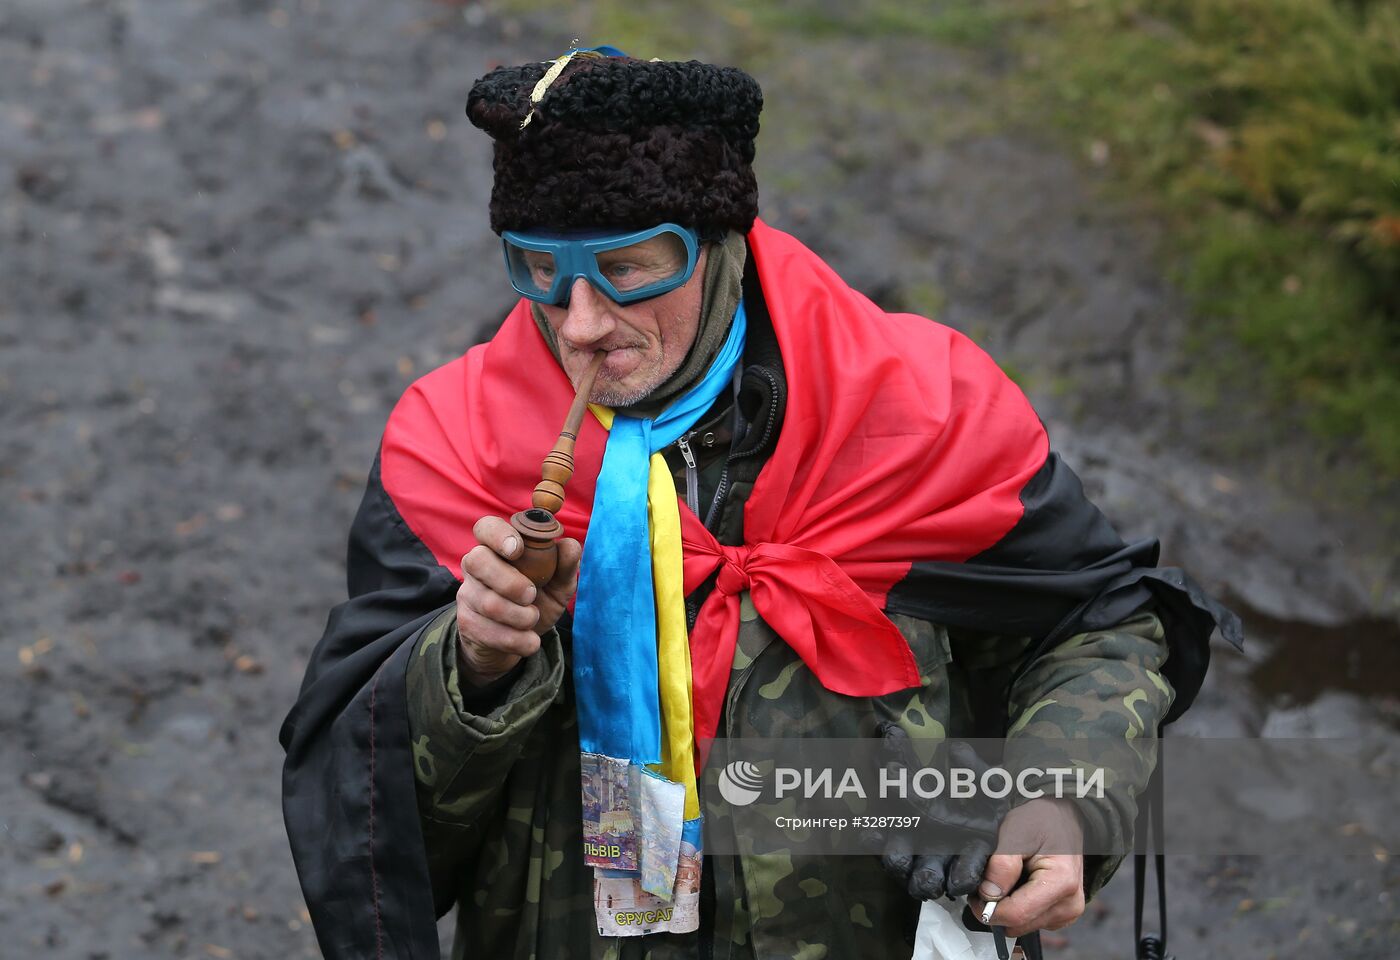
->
(979, 900), (998, 925)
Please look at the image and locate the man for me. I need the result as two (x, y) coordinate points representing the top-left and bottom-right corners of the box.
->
(280, 49), (1238, 959)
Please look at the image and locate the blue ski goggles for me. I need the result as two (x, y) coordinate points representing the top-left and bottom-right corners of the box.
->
(501, 223), (701, 306)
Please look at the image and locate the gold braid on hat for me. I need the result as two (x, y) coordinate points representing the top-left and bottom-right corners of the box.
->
(520, 49), (663, 130)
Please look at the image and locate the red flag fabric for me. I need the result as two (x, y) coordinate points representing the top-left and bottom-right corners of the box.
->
(381, 219), (1049, 755)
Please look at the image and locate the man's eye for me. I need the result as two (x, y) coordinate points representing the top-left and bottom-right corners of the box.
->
(606, 263), (646, 287)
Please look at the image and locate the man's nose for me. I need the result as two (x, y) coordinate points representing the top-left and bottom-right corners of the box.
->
(558, 277), (616, 347)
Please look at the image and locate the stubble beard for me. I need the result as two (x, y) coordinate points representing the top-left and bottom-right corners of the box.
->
(590, 380), (658, 408)
(586, 339), (689, 408)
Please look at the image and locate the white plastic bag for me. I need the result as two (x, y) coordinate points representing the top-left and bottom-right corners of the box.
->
(910, 896), (1014, 960)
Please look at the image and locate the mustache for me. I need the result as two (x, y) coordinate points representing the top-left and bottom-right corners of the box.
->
(565, 340), (646, 354)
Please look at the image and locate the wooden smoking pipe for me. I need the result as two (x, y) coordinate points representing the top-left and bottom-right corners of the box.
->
(509, 350), (605, 586)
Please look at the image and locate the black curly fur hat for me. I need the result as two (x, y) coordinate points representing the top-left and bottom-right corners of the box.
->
(466, 51), (763, 234)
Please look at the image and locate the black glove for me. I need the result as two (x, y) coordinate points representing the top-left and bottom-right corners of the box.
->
(877, 722), (1010, 902)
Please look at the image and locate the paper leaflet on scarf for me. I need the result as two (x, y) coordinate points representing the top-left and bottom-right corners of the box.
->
(594, 817), (703, 936)
(581, 753), (638, 870)
(637, 769), (686, 896)
(584, 762), (698, 935)
(579, 758), (688, 883)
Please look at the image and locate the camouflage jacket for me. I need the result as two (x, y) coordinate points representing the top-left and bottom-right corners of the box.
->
(408, 601), (1170, 960)
(403, 291), (1176, 957)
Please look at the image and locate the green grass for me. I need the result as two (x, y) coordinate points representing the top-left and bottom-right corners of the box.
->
(534, 0), (1011, 50)
(959, 0), (1400, 472)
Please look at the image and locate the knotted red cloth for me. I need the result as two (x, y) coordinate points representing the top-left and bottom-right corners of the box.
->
(381, 220), (1048, 762)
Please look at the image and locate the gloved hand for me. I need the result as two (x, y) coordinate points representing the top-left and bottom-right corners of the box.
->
(877, 722), (1011, 902)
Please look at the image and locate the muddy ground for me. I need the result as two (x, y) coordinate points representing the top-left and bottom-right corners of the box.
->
(2, 1), (1396, 958)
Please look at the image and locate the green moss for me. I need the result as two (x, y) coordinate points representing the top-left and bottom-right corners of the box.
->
(979, 0), (1400, 473)
(900, 280), (949, 320)
(998, 360), (1033, 390)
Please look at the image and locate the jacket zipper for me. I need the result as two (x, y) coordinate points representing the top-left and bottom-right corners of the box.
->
(704, 465), (730, 531)
(676, 431), (701, 517)
(729, 369), (781, 465)
(704, 367), (781, 530)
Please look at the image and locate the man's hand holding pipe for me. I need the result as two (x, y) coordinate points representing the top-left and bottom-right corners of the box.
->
(456, 515), (581, 686)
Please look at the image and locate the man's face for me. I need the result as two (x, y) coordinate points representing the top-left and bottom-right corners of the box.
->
(536, 242), (708, 407)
